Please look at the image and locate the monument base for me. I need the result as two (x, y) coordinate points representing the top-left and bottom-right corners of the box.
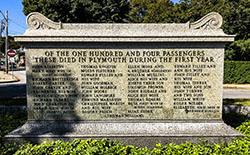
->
(5, 120), (243, 148)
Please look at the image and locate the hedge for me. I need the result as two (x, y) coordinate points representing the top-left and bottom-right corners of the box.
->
(224, 61), (250, 84)
(0, 112), (249, 155)
(0, 112), (27, 143)
(1, 125), (249, 155)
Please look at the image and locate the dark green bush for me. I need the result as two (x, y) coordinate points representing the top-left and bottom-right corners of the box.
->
(225, 39), (250, 61)
(223, 112), (250, 128)
(0, 112), (27, 154)
(13, 139), (144, 155)
(0, 142), (30, 155)
(0, 98), (26, 106)
(224, 61), (250, 84)
(0, 112), (249, 154)
(237, 121), (250, 136)
(0, 112), (27, 141)
(0, 120), (248, 155)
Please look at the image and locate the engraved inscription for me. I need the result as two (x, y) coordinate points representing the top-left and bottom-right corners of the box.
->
(27, 49), (223, 120)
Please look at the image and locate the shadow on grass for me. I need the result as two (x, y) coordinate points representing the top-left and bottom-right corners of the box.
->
(223, 112), (250, 128)
(223, 99), (250, 107)
(0, 112), (27, 143)
(0, 98), (27, 106)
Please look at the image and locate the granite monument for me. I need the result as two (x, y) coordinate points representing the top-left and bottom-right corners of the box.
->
(5, 12), (242, 147)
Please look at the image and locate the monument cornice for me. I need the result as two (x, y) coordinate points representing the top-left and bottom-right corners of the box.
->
(15, 12), (235, 43)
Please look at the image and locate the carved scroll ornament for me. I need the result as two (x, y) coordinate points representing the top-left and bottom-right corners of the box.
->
(189, 12), (223, 30)
(27, 12), (62, 30)
(26, 12), (223, 31)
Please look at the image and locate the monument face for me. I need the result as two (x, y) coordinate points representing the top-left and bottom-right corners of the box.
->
(6, 12), (242, 147)
(27, 48), (222, 120)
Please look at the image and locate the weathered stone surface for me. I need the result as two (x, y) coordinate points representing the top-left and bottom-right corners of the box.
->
(6, 121), (240, 148)
(16, 12), (234, 43)
(5, 12), (242, 147)
(25, 47), (223, 121)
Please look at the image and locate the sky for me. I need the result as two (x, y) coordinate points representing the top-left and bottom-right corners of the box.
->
(0, 0), (179, 37)
(0, 0), (28, 36)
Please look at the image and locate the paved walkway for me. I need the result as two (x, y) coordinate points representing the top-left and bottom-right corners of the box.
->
(0, 69), (26, 98)
(223, 89), (250, 99)
(0, 70), (19, 83)
(224, 84), (250, 90)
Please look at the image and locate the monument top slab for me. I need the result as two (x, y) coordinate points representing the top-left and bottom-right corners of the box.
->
(15, 12), (234, 42)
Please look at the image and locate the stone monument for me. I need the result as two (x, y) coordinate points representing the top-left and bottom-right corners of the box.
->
(5, 12), (242, 147)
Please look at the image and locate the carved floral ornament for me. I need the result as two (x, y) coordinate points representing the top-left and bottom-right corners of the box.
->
(26, 12), (223, 30)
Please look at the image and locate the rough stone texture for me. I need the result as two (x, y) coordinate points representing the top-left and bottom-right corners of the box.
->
(6, 121), (242, 148)
(24, 47), (223, 121)
(5, 12), (242, 147)
(15, 12), (234, 43)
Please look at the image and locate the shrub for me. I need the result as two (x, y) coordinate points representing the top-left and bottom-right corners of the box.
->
(224, 61), (250, 84)
(0, 112), (27, 141)
(237, 121), (250, 136)
(0, 112), (249, 154)
(3, 120), (248, 155)
(0, 98), (26, 106)
(225, 39), (250, 61)
(13, 139), (142, 155)
(223, 112), (250, 128)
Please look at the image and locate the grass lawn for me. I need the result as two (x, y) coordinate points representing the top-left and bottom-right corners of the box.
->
(0, 98), (26, 106)
(223, 99), (250, 106)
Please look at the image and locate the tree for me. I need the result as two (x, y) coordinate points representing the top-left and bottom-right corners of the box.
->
(225, 39), (250, 61)
(129, 0), (175, 23)
(173, 0), (250, 60)
(173, 0), (224, 23)
(222, 0), (250, 40)
(0, 37), (21, 55)
(221, 0), (250, 60)
(22, 0), (130, 23)
(22, 0), (250, 60)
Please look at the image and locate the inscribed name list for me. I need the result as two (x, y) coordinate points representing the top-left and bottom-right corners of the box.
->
(27, 49), (223, 120)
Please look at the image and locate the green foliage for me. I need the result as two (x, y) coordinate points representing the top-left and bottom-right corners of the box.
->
(21, 0), (250, 61)
(0, 112), (27, 154)
(174, 0), (224, 23)
(0, 111), (249, 154)
(223, 99), (250, 107)
(129, 0), (175, 23)
(222, 0), (250, 61)
(0, 98), (27, 106)
(128, 0), (250, 61)
(8, 131), (250, 155)
(237, 121), (250, 136)
(0, 36), (21, 55)
(222, 0), (250, 41)
(0, 142), (31, 155)
(13, 139), (141, 155)
(0, 112), (27, 142)
(224, 61), (250, 84)
(225, 39), (250, 61)
(22, 0), (129, 23)
(223, 112), (250, 128)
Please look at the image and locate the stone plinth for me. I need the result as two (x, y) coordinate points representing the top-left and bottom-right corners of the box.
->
(5, 12), (242, 148)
